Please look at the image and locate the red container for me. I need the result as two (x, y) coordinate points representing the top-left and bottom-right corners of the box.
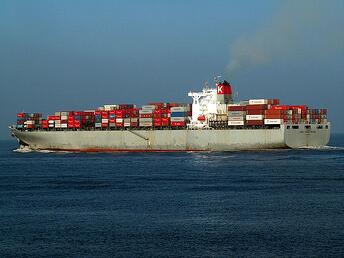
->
(270, 105), (289, 110)
(246, 120), (264, 126)
(246, 104), (268, 110)
(289, 105), (307, 111)
(265, 114), (283, 119)
(171, 121), (186, 127)
(228, 106), (246, 111)
(17, 113), (26, 118)
(140, 114), (153, 118)
(154, 122), (162, 127)
(101, 123), (108, 128)
(130, 122), (138, 127)
(109, 119), (116, 123)
(68, 123), (74, 128)
(320, 109), (327, 114)
(246, 110), (264, 115)
(26, 124), (35, 129)
(116, 122), (124, 127)
(48, 115), (60, 120)
(265, 110), (284, 115)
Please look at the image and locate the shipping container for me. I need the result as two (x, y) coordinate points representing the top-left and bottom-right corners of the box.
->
(139, 109), (153, 114)
(170, 106), (189, 112)
(228, 111), (246, 117)
(264, 119), (283, 125)
(246, 120), (264, 126)
(139, 122), (153, 127)
(246, 115), (264, 120)
(171, 121), (186, 127)
(170, 117), (187, 122)
(228, 121), (244, 126)
(248, 99), (268, 105)
(246, 104), (268, 110)
(170, 112), (187, 117)
(139, 118), (153, 123)
(246, 110), (264, 115)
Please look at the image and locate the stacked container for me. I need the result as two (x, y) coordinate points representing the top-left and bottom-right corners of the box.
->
(139, 105), (154, 127)
(17, 113), (42, 130)
(153, 108), (169, 127)
(245, 104), (267, 126)
(170, 106), (190, 127)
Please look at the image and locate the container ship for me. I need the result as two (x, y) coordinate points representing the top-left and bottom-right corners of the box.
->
(10, 78), (330, 152)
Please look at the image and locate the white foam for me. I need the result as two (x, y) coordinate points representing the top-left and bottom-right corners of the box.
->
(13, 146), (33, 153)
(296, 145), (344, 150)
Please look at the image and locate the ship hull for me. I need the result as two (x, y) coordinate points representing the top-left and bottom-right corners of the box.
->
(10, 124), (330, 152)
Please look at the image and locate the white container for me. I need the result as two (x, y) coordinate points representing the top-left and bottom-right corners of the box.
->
(54, 112), (61, 116)
(264, 119), (283, 125)
(139, 122), (153, 126)
(171, 106), (188, 112)
(124, 122), (131, 127)
(139, 118), (152, 122)
(104, 104), (118, 111)
(48, 120), (55, 124)
(170, 117), (187, 122)
(61, 115), (68, 120)
(116, 118), (123, 123)
(60, 112), (68, 116)
(102, 119), (109, 123)
(49, 124), (54, 128)
(228, 111), (246, 116)
(95, 123), (102, 127)
(55, 124), (61, 128)
(130, 118), (138, 122)
(61, 124), (68, 128)
(228, 121), (244, 126)
(248, 99), (268, 105)
(142, 105), (156, 110)
(228, 116), (245, 121)
(139, 109), (153, 114)
(246, 115), (264, 120)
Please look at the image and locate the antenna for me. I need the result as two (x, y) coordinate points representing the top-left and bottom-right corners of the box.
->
(214, 75), (222, 84)
(204, 81), (209, 90)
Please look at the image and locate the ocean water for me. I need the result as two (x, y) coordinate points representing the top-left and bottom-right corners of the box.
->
(0, 135), (344, 257)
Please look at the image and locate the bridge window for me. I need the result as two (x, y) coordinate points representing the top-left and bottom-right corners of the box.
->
(292, 125), (299, 129)
(305, 125), (311, 129)
(317, 125), (323, 129)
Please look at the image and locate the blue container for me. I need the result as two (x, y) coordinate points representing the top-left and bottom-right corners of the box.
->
(171, 112), (187, 117)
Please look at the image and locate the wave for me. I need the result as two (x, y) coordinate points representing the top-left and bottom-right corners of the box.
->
(13, 146), (33, 153)
(13, 147), (74, 154)
(296, 145), (344, 150)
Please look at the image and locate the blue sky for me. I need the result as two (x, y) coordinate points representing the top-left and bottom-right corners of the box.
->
(1, 0), (343, 139)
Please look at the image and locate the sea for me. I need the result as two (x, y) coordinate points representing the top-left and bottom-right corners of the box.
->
(0, 135), (344, 257)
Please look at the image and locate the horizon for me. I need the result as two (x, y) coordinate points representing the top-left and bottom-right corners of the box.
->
(1, 0), (344, 139)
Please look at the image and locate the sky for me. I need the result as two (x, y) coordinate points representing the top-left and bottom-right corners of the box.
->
(1, 0), (343, 139)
